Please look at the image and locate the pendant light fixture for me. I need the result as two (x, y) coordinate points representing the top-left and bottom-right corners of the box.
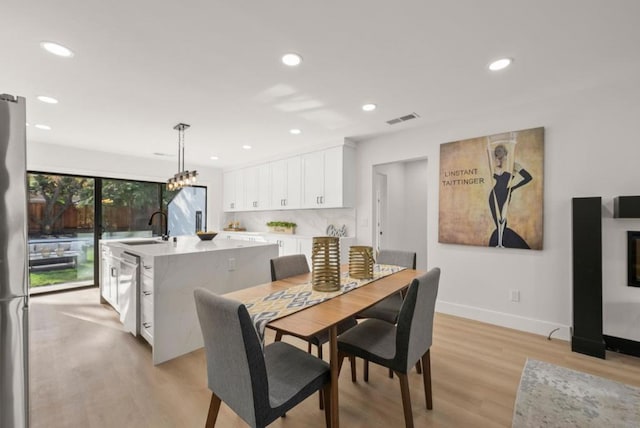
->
(167, 123), (198, 190)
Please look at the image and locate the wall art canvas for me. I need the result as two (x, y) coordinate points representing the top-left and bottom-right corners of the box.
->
(439, 127), (544, 250)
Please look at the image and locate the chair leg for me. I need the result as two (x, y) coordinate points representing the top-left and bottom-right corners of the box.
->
(363, 359), (369, 382)
(317, 344), (324, 410)
(389, 368), (394, 378)
(206, 392), (222, 428)
(422, 349), (433, 410)
(415, 359), (422, 374)
(337, 351), (347, 375)
(350, 355), (357, 382)
(308, 342), (313, 353)
(322, 382), (332, 428)
(274, 331), (283, 342)
(397, 372), (414, 428)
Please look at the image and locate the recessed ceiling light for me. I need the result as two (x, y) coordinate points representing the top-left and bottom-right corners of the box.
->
(242, 145), (252, 150)
(37, 95), (59, 104)
(362, 103), (377, 112)
(488, 58), (513, 71)
(26, 123), (30, 127)
(210, 156), (219, 160)
(282, 53), (302, 67)
(289, 128), (301, 135)
(40, 41), (74, 58)
(35, 124), (51, 130)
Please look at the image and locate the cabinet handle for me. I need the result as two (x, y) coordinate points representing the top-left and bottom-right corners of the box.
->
(143, 290), (152, 296)
(110, 267), (117, 277)
(320, 196), (324, 204)
(283, 199), (287, 206)
(231, 202), (235, 209)
(143, 265), (152, 270)
(143, 322), (152, 329)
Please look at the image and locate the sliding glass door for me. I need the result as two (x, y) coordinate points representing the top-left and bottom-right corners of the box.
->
(27, 172), (206, 293)
(27, 173), (95, 292)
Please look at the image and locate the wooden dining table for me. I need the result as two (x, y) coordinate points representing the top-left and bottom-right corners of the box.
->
(224, 265), (424, 428)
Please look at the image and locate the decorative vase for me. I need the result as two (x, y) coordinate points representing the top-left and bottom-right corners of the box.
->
(349, 246), (374, 279)
(311, 236), (340, 292)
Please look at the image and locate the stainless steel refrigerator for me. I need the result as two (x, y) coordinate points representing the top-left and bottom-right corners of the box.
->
(0, 93), (29, 427)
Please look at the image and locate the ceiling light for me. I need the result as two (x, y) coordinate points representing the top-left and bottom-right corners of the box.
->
(35, 124), (51, 130)
(242, 145), (252, 150)
(26, 123), (30, 127)
(362, 103), (377, 112)
(488, 58), (513, 71)
(40, 41), (74, 58)
(282, 53), (302, 66)
(37, 95), (59, 104)
(289, 128), (301, 135)
(210, 156), (219, 160)
(166, 123), (198, 191)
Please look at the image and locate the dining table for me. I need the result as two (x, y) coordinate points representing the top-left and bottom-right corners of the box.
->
(224, 264), (424, 428)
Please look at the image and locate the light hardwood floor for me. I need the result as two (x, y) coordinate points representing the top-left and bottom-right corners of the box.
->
(29, 288), (640, 427)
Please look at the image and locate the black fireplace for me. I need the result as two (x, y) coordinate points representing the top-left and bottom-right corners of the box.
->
(628, 231), (640, 287)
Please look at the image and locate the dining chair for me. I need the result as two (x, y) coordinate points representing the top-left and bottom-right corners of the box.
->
(337, 268), (440, 428)
(357, 249), (420, 380)
(194, 288), (332, 428)
(270, 254), (358, 409)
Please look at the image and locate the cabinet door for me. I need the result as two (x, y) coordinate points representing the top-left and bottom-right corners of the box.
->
(257, 164), (271, 210)
(270, 159), (287, 208)
(244, 166), (259, 210)
(297, 238), (313, 265)
(223, 170), (242, 212)
(301, 151), (324, 207)
(322, 146), (343, 207)
(101, 254), (111, 301)
(271, 157), (301, 209)
(233, 170), (245, 211)
(285, 157), (301, 209)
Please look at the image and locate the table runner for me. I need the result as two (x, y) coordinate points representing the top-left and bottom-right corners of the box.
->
(244, 264), (406, 342)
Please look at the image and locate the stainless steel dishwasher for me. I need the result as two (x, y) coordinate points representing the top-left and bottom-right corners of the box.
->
(117, 251), (140, 336)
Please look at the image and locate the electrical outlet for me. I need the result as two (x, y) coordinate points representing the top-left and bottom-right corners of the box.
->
(509, 289), (520, 302)
(228, 257), (236, 271)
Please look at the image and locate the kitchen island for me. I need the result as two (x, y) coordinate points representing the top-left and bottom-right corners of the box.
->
(100, 236), (278, 365)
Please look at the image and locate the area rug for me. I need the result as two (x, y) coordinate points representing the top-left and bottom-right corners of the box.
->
(512, 359), (640, 427)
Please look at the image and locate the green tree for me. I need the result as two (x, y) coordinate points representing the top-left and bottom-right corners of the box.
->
(29, 174), (92, 235)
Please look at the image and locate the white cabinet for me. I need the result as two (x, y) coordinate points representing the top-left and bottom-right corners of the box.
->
(270, 156), (301, 209)
(139, 255), (154, 345)
(223, 144), (354, 212)
(244, 164), (271, 210)
(265, 235), (298, 256)
(100, 244), (120, 309)
(223, 170), (244, 212)
(301, 146), (355, 208)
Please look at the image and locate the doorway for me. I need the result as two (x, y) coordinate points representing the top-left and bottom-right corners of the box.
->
(372, 159), (428, 270)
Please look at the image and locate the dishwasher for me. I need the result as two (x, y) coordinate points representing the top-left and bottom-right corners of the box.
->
(116, 251), (140, 336)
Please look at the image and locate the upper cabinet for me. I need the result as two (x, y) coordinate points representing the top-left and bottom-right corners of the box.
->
(223, 144), (355, 212)
(301, 145), (355, 209)
(223, 169), (244, 212)
(270, 156), (301, 209)
(244, 164), (271, 210)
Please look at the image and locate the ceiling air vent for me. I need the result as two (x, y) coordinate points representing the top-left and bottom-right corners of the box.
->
(386, 112), (420, 125)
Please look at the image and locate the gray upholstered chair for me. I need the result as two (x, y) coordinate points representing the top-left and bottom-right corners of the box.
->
(270, 254), (358, 408)
(357, 249), (417, 324)
(337, 268), (440, 428)
(194, 288), (332, 428)
(357, 249), (419, 380)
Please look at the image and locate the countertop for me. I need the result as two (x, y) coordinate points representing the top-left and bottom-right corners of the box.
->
(102, 235), (276, 257)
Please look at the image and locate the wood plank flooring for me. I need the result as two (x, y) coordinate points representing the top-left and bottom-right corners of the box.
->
(29, 288), (640, 427)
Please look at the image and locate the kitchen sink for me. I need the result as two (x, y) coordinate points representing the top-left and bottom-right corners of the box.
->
(122, 240), (166, 246)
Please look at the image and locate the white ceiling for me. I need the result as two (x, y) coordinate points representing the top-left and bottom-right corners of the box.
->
(3, 1), (640, 169)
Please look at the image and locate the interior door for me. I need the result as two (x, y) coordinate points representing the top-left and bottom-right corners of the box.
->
(374, 172), (387, 253)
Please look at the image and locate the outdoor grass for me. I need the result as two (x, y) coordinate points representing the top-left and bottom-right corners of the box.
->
(29, 248), (94, 288)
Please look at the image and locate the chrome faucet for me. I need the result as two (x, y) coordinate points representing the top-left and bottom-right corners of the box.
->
(148, 211), (169, 240)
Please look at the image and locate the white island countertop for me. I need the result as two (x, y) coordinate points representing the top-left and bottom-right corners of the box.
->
(100, 235), (278, 365)
(105, 235), (273, 257)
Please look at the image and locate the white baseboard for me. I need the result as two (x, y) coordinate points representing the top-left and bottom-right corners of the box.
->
(436, 300), (571, 341)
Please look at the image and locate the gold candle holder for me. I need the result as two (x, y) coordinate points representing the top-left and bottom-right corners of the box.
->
(349, 246), (374, 279)
(312, 236), (340, 292)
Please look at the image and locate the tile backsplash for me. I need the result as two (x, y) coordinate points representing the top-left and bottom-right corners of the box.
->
(223, 208), (356, 237)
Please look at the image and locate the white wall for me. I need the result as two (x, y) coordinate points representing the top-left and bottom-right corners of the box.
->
(355, 75), (640, 341)
(27, 141), (224, 232)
